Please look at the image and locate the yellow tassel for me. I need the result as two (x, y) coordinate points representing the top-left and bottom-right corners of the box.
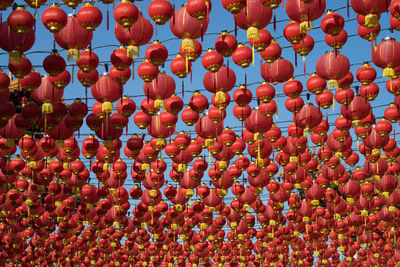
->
(102, 102), (113, 114)
(215, 91), (226, 102)
(252, 45), (255, 67)
(327, 79), (339, 90)
(357, 137), (359, 149)
(299, 21), (310, 33)
(365, 14), (378, 28)
(42, 103), (53, 114)
(154, 99), (164, 109)
(67, 48), (79, 62)
(186, 55), (189, 74)
(127, 45), (139, 59)
(247, 27), (259, 42)
(276, 102), (278, 120)
(9, 50), (21, 63)
(383, 68), (395, 78)
(332, 98), (335, 112)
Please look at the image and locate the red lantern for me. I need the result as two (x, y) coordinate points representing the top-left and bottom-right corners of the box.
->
(325, 29), (348, 49)
(181, 107), (199, 126)
(41, 4), (68, 33)
(170, 6), (208, 39)
(77, 68), (99, 87)
(356, 63), (377, 85)
(234, 0), (272, 43)
(203, 66), (236, 93)
(7, 6), (34, 35)
(284, 21), (306, 44)
(137, 60), (159, 82)
(256, 82), (275, 102)
(114, 0), (139, 29)
(261, 58), (294, 83)
(54, 14), (93, 61)
(307, 73), (326, 95)
(109, 65), (131, 85)
(43, 51), (66, 77)
(19, 70), (41, 92)
(372, 37), (400, 78)
(76, 2), (103, 31)
(248, 28), (272, 52)
(202, 49), (223, 72)
(148, 0), (174, 25)
(221, 0), (245, 14)
(283, 78), (303, 98)
(186, 0), (212, 20)
(320, 11), (345, 36)
(286, 0), (326, 33)
(110, 46), (133, 70)
(8, 54), (32, 79)
(77, 48), (99, 73)
(145, 41), (168, 66)
(170, 54), (192, 78)
(214, 31), (238, 57)
(114, 12), (153, 54)
(49, 69), (71, 90)
(294, 104), (323, 130)
(232, 44), (252, 68)
(315, 50), (350, 89)
(359, 83), (379, 101)
(0, 22), (35, 53)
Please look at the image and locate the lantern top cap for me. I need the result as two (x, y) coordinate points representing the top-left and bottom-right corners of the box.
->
(383, 36), (395, 41)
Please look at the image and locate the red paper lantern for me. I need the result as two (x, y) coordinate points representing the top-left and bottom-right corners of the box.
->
(43, 51), (66, 77)
(77, 48), (99, 73)
(286, 0), (326, 33)
(372, 37), (400, 78)
(54, 14), (93, 61)
(137, 60), (159, 82)
(284, 21), (306, 44)
(214, 31), (238, 57)
(113, 0), (139, 29)
(7, 6), (34, 35)
(232, 44), (252, 68)
(315, 50), (350, 89)
(41, 4), (68, 33)
(202, 49), (224, 72)
(320, 11), (345, 36)
(261, 58), (294, 83)
(76, 2), (103, 31)
(186, 0), (212, 20)
(221, 0), (245, 14)
(148, 0), (174, 25)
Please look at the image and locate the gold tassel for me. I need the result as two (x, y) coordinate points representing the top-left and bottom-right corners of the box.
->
(67, 48), (79, 62)
(276, 102), (278, 120)
(215, 91), (226, 102)
(127, 45), (139, 59)
(247, 27), (259, 42)
(327, 79), (339, 90)
(185, 55), (189, 74)
(332, 98), (335, 112)
(252, 45), (255, 66)
(383, 68), (395, 78)
(365, 14), (378, 28)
